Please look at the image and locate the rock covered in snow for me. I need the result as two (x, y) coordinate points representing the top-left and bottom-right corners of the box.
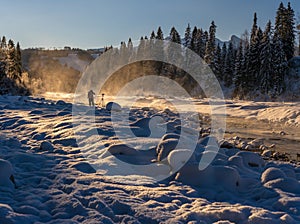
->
(235, 151), (265, 169)
(167, 149), (195, 172)
(156, 139), (178, 161)
(261, 167), (286, 184)
(261, 149), (273, 158)
(175, 164), (241, 192)
(56, 100), (67, 105)
(39, 141), (54, 151)
(106, 102), (122, 111)
(0, 159), (16, 190)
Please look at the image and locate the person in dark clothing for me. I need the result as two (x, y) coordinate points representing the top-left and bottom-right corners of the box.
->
(88, 90), (95, 107)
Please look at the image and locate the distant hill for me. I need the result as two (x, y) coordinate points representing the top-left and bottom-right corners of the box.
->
(215, 35), (241, 49)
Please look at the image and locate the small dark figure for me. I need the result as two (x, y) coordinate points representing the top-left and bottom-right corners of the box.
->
(88, 90), (95, 107)
(101, 93), (105, 108)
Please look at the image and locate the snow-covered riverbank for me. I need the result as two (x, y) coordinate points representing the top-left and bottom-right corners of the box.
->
(0, 95), (299, 223)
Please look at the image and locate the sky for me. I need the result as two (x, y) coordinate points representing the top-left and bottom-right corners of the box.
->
(1, 0), (299, 49)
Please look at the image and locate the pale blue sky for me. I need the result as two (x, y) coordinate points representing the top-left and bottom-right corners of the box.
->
(1, 0), (299, 49)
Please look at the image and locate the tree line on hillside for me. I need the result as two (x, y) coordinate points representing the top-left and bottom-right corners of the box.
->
(0, 36), (29, 95)
(110, 2), (296, 99)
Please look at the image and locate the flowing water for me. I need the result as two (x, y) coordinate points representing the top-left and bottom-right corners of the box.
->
(225, 115), (300, 159)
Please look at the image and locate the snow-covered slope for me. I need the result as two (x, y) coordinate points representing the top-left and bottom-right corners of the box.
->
(0, 95), (299, 223)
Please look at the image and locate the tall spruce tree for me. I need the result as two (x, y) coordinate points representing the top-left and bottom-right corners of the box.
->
(275, 2), (295, 60)
(272, 31), (288, 96)
(150, 31), (156, 40)
(213, 44), (222, 80)
(234, 41), (244, 89)
(156, 27), (164, 40)
(204, 21), (216, 64)
(1, 36), (7, 50)
(170, 27), (181, 44)
(246, 13), (262, 91)
(190, 26), (198, 52)
(224, 42), (235, 87)
(15, 42), (22, 76)
(184, 23), (191, 48)
(259, 21), (273, 94)
(285, 2), (295, 60)
(221, 43), (227, 80)
(6, 39), (17, 81)
(198, 29), (207, 58)
(0, 36), (7, 76)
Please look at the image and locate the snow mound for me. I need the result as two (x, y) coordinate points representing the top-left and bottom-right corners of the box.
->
(156, 138), (178, 161)
(261, 167), (286, 183)
(106, 102), (122, 111)
(167, 149), (194, 171)
(0, 159), (15, 191)
(235, 151), (265, 169)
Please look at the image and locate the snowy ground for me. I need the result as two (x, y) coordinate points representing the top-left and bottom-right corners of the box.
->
(0, 95), (300, 223)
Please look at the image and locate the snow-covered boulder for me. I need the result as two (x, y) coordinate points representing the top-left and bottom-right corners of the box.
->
(156, 139), (178, 161)
(175, 164), (214, 187)
(261, 167), (286, 184)
(228, 155), (245, 168)
(261, 149), (273, 158)
(213, 166), (240, 192)
(56, 100), (67, 106)
(248, 139), (264, 148)
(167, 149), (195, 172)
(40, 141), (54, 151)
(0, 159), (16, 191)
(236, 151), (265, 169)
(175, 164), (241, 192)
(106, 102), (122, 111)
(264, 177), (300, 194)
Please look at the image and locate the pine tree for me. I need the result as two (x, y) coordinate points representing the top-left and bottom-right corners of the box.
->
(224, 42), (234, 87)
(250, 13), (258, 45)
(204, 21), (217, 64)
(0, 37), (7, 77)
(220, 43), (227, 80)
(212, 44), (222, 80)
(259, 21), (273, 94)
(272, 31), (288, 96)
(234, 41), (244, 89)
(15, 42), (22, 76)
(150, 31), (156, 40)
(6, 39), (18, 81)
(1, 36), (7, 50)
(246, 13), (262, 91)
(190, 26), (198, 52)
(198, 29), (206, 58)
(184, 23), (191, 48)
(275, 2), (295, 60)
(156, 27), (164, 40)
(285, 2), (295, 60)
(170, 27), (181, 44)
